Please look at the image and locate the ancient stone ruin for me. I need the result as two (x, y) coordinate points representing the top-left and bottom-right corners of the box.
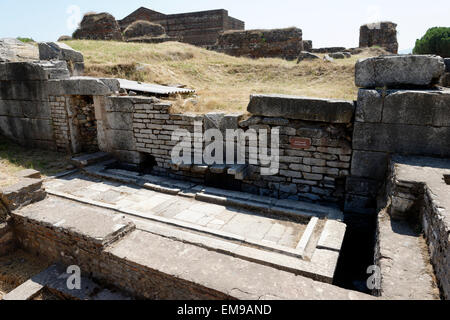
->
(1, 39), (450, 300)
(211, 27), (304, 61)
(359, 22), (398, 54)
(73, 12), (124, 41)
(119, 7), (244, 46)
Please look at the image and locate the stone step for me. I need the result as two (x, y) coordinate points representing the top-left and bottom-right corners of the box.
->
(83, 163), (343, 222)
(71, 152), (112, 168)
(3, 264), (132, 300)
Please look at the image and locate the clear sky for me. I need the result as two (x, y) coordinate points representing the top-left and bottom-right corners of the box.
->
(1, 0), (449, 50)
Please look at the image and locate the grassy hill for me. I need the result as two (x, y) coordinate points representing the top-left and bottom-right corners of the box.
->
(65, 40), (377, 113)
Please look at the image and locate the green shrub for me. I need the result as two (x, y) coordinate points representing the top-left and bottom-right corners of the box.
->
(17, 37), (34, 43)
(413, 27), (450, 58)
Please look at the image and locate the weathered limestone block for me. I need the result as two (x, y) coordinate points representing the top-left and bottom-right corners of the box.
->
(106, 130), (135, 151)
(382, 90), (450, 126)
(47, 78), (113, 96)
(355, 89), (383, 123)
(355, 55), (445, 88)
(0, 80), (48, 101)
(350, 150), (389, 180)
(112, 150), (145, 164)
(38, 42), (84, 76)
(36, 60), (71, 79)
(0, 178), (46, 211)
(248, 94), (354, 123)
(297, 51), (320, 63)
(106, 112), (133, 130)
(38, 42), (84, 63)
(0, 100), (51, 118)
(0, 62), (48, 81)
(353, 122), (450, 156)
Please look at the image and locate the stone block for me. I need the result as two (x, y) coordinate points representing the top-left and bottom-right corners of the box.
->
(355, 89), (383, 123)
(353, 122), (450, 156)
(248, 94), (355, 124)
(47, 78), (112, 96)
(0, 80), (48, 101)
(15, 169), (41, 179)
(0, 178), (45, 210)
(0, 62), (48, 81)
(106, 112), (133, 130)
(382, 90), (450, 126)
(351, 150), (389, 180)
(38, 42), (84, 63)
(112, 150), (145, 164)
(345, 177), (379, 197)
(107, 129), (135, 151)
(355, 55), (445, 88)
(0, 100), (51, 119)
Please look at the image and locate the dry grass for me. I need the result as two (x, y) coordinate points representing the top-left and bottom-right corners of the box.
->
(64, 40), (383, 113)
(0, 136), (72, 187)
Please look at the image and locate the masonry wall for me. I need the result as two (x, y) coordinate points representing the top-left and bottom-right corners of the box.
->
(0, 63), (56, 150)
(97, 94), (355, 205)
(119, 8), (245, 47)
(384, 158), (450, 299)
(0, 61), (116, 154)
(345, 89), (450, 215)
(211, 28), (304, 60)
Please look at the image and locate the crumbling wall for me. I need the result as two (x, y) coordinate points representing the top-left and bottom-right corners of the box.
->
(73, 12), (123, 41)
(211, 28), (304, 60)
(359, 22), (398, 54)
(118, 8), (245, 47)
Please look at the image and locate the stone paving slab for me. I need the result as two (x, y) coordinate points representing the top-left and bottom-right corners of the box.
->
(377, 210), (440, 300)
(44, 173), (311, 252)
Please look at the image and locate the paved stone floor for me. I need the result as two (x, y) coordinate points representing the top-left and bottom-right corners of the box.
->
(44, 173), (308, 249)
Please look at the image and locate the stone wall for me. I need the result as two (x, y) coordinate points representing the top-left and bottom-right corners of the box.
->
(359, 22), (398, 54)
(0, 63), (56, 150)
(118, 7), (245, 47)
(0, 61), (116, 154)
(384, 156), (450, 299)
(345, 55), (447, 215)
(97, 94), (354, 205)
(211, 27), (304, 60)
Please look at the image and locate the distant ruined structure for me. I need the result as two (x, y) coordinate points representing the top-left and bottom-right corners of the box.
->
(118, 7), (245, 46)
(359, 22), (398, 54)
(73, 12), (123, 41)
(211, 27), (304, 61)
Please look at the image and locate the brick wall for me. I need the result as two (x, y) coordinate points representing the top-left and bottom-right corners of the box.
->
(119, 8), (245, 47)
(98, 94), (354, 205)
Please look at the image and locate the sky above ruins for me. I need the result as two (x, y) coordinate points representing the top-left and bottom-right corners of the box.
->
(1, 0), (449, 51)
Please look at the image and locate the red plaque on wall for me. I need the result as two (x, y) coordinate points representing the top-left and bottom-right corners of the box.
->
(290, 137), (312, 149)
